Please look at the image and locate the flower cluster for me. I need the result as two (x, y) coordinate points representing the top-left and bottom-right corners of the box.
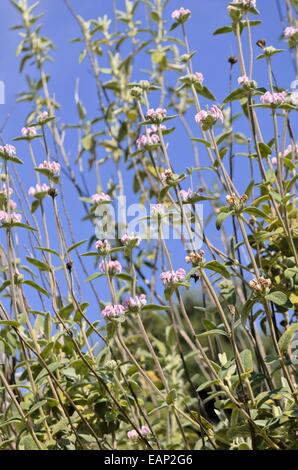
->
(136, 125), (162, 150)
(145, 108), (167, 124)
(95, 239), (111, 255)
(0, 185), (13, 198)
(151, 204), (165, 217)
(237, 75), (257, 90)
(232, 0), (256, 7)
(28, 183), (50, 198)
(21, 127), (37, 138)
(260, 91), (287, 106)
(121, 233), (141, 249)
(38, 160), (61, 177)
(226, 192), (248, 207)
(171, 7), (191, 22)
(102, 304), (126, 319)
(185, 250), (205, 266)
(284, 26), (298, 40)
(0, 144), (16, 158)
(123, 294), (147, 313)
(127, 426), (150, 440)
(160, 268), (186, 286)
(281, 143), (298, 157)
(100, 260), (122, 275)
(91, 192), (111, 204)
(0, 210), (22, 225)
(195, 105), (224, 131)
(38, 111), (49, 123)
(179, 188), (194, 202)
(249, 276), (271, 292)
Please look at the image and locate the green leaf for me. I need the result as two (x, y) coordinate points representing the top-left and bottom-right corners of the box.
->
(197, 329), (228, 338)
(23, 280), (50, 297)
(0, 320), (19, 328)
(67, 239), (87, 254)
(240, 349), (253, 373)
(258, 142), (272, 158)
(26, 257), (51, 272)
(265, 291), (288, 306)
(204, 260), (230, 279)
(213, 26), (232, 35)
(142, 304), (171, 312)
(278, 324), (298, 353)
(223, 88), (247, 104)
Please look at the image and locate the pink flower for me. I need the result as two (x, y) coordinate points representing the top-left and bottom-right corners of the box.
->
(28, 183), (50, 197)
(0, 185), (13, 197)
(195, 72), (204, 85)
(238, 75), (250, 86)
(195, 106), (223, 130)
(151, 204), (165, 217)
(232, 0), (256, 7)
(100, 260), (122, 275)
(160, 268), (186, 286)
(38, 111), (49, 122)
(0, 210), (22, 225)
(38, 160), (61, 177)
(260, 91), (287, 106)
(21, 127), (37, 138)
(280, 143), (298, 157)
(0, 144), (16, 157)
(145, 108), (167, 123)
(121, 233), (141, 248)
(171, 7), (191, 22)
(127, 425), (151, 440)
(102, 304), (126, 318)
(127, 430), (139, 440)
(123, 294), (147, 312)
(91, 192), (111, 204)
(271, 157), (277, 166)
(136, 125), (162, 150)
(179, 188), (194, 202)
(284, 26), (298, 39)
(95, 239), (111, 254)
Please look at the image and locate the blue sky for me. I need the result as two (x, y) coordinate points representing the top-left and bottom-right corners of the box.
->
(0, 0), (296, 311)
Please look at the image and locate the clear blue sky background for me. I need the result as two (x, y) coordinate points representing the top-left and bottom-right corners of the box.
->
(0, 0), (296, 311)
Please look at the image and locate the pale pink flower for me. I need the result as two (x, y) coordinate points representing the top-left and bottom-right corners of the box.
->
(28, 183), (50, 197)
(171, 7), (191, 21)
(195, 72), (204, 85)
(95, 239), (111, 254)
(21, 127), (37, 138)
(127, 429), (139, 440)
(0, 144), (16, 157)
(160, 268), (186, 286)
(290, 91), (298, 106)
(121, 233), (141, 248)
(151, 204), (165, 217)
(39, 160), (61, 177)
(127, 425), (151, 440)
(38, 111), (49, 122)
(238, 75), (250, 86)
(179, 188), (194, 202)
(136, 126), (161, 149)
(280, 143), (298, 157)
(232, 0), (256, 7)
(0, 210), (22, 225)
(271, 157), (277, 166)
(145, 108), (167, 123)
(284, 26), (298, 39)
(0, 185), (13, 197)
(100, 260), (122, 275)
(123, 294), (147, 312)
(195, 106), (223, 129)
(91, 192), (111, 204)
(260, 91), (287, 106)
(102, 304), (126, 318)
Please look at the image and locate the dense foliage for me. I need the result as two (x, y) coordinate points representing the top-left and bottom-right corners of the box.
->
(0, 0), (298, 450)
